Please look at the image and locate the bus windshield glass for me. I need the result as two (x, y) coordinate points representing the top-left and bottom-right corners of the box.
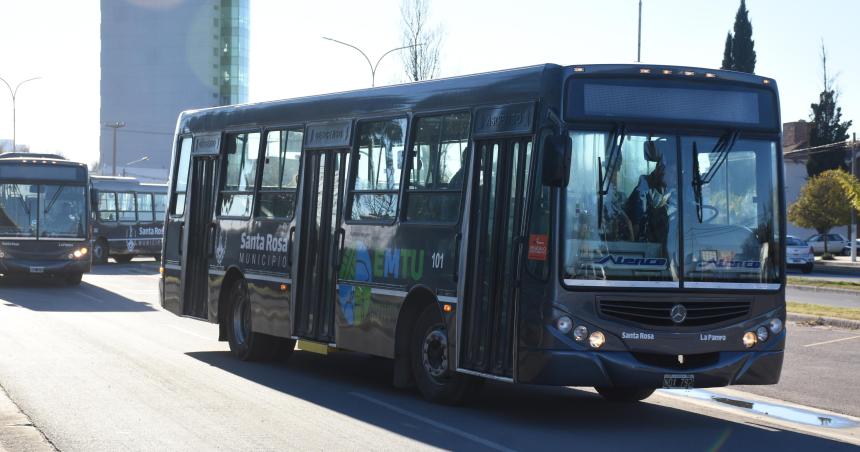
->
(563, 130), (780, 286)
(0, 184), (87, 238)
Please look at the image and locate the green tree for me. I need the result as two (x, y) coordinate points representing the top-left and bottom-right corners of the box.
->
(806, 44), (853, 177)
(720, 0), (756, 73)
(720, 32), (734, 70)
(788, 169), (856, 253)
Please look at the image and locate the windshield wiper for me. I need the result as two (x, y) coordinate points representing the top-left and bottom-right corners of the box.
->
(10, 184), (31, 216)
(43, 186), (65, 215)
(692, 130), (739, 222)
(597, 124), (627, 228)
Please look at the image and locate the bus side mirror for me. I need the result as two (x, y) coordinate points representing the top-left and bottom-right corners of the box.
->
(541, 134), (572, 187)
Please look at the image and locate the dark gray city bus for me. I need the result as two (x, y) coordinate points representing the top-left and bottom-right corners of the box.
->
(0, 154), (91, 285)
(160, 64), (786, 404)
(90, 176), (167, 264)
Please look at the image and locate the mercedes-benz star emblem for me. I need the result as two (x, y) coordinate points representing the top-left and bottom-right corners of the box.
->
(670, 304), (687, 324)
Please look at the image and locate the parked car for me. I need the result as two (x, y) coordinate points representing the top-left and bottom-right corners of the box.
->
(842, 238), (860, 256)
(786, 236), (814, 273)
(806, 233), (848, 255)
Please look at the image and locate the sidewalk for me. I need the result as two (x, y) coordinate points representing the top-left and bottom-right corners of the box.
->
(0, 384), (54, 452)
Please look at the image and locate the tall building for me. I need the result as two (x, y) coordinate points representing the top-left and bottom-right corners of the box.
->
(100, 0), (248, 182)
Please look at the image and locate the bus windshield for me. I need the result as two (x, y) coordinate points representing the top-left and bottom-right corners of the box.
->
(0, 183), (87, 238)
(563, 130), (781, 286)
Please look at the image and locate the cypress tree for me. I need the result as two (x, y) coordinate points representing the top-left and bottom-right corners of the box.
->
(720, 0), (756, 73)
(730, 0), (756, 73)
(721, 32), (734, 70)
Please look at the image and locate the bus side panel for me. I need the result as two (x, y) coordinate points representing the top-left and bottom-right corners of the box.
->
(243, 219), (294, 338)
(335, 222), (458, 358)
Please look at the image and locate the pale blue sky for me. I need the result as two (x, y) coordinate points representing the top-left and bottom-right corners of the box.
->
(0, 0), (856, 165)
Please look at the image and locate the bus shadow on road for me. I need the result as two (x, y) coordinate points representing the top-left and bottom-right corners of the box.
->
(89, 261), (159, 276)
(0, 279), (156, 312)
(186, 350), (858, 451)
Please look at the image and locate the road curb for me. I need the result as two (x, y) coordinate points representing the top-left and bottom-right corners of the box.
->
(0, 384), (55, 452)
(787, 284), (860, 296)
(788, 313), (860, 330)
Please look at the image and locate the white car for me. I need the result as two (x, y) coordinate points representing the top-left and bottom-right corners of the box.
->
(786, 236), (814, 273)
(806, 233), (848, 255)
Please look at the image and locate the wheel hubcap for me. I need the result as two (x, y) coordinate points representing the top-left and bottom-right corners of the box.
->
(232, 289), (251, 345)
(422, 328), (449, 380)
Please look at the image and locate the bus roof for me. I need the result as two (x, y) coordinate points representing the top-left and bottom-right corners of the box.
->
(90, 175), (167, 192)
(177, 63), (777, 135)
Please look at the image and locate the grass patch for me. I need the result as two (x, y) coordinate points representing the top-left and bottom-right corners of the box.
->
(787, 276), (860, 291)
(788, 302), (860, 321)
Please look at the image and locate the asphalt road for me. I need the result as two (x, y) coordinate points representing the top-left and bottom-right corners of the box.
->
(0, 264), (858, 451)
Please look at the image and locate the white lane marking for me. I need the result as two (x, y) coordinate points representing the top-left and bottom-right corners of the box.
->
(350, 392), (516, 452)
(803, 335), (860, 347)
(167, 324), (213, 341)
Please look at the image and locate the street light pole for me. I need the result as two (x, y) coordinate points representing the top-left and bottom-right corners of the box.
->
(637, 0), (642, 63)
(122, 155), (150, 177)
(322, 37), (424, 87)
(0, 76), (41, 152)
(104, 121), (126, 176)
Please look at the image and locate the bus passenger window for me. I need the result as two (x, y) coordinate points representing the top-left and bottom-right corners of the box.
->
(349, 118), (406, 221)
(154, 193), (167, 221)
(405, 112), (470, 222)
(137, 193), (154, 222)
(258, 129), (302, 219)
(219, 131), (260, 217)
(118, 192), (136, 222)
(171, 138), (192, 216)
(98, 192), (117, 222)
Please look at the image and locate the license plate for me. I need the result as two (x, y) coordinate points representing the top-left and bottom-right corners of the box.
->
(29, 266), (44, 274)
(663, 373), (694, 389)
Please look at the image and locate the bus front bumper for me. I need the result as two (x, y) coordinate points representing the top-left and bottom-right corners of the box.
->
(0, 259), (91, 277)
(518, 348), (783, 388)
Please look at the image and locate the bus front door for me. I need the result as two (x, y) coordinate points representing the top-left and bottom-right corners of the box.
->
(293, 149), (348, 344)
(459, 138), (532, 379)
(181, 156), (217, 319)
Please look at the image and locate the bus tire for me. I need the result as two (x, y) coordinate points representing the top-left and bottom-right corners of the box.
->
(113, 255), (133, 264)
(411, 304), (478, 405)
(226, 279), (275, 361)
(65, 272), (83, 286)
(595, 386), (656, 402)
(93, 239), (109, 264)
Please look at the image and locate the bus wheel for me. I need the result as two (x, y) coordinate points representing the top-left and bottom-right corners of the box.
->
(411, 304), (478, 405)
(93, 240), (109, 264)
(595, 386), (656, 402)
(226, 279), (273, 361)
(65, 273), (83, 286)
(113, 255), (133, 264)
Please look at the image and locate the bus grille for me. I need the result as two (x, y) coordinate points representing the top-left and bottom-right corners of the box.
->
(598, 300), (751, 327)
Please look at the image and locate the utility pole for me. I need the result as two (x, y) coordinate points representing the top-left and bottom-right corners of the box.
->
(637, 0), (642, 62)
(104, 121), (125, 176)
(853, 132), (858, 261)
(0, 76), (41, 152)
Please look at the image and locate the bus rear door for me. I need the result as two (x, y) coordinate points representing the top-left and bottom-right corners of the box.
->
(458, 135), (533, 380)
(292, 148), (349, 344)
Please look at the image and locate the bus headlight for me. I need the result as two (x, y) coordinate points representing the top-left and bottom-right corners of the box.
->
(80, 247), (88, 255)
(73, 250), (82, 258)
(756, 326), (769, 342)
(589, 331), (605, 349)
(769, 318), (783, 335)
(742, 331), (757, 348)
(555, 316), (573, 334)
(573, 325), (588, 341)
